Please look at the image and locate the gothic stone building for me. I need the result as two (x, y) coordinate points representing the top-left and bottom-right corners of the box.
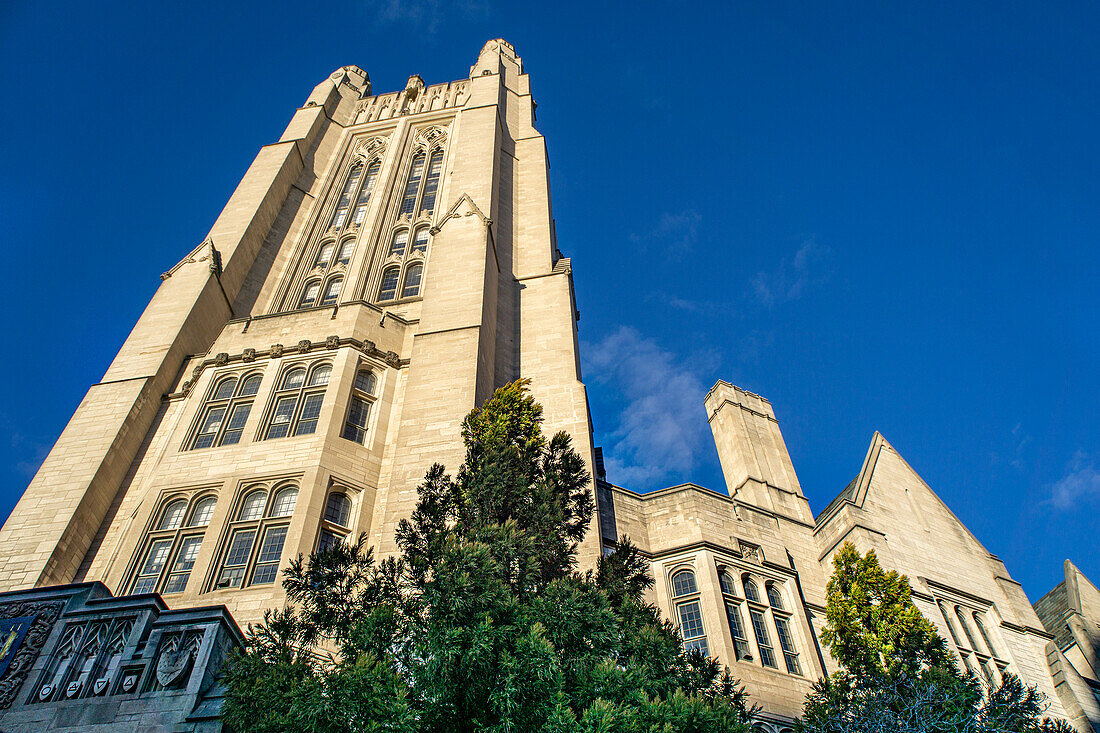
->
(0, 40), (1094, 732)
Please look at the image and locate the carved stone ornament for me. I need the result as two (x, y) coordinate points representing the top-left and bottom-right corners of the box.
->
(362, 340), (376, 354)
(326, 335), (340, 350)
(37, 683), (53, 702)
(93, 677), (109, 695)
(297, 339), (312, 354)
(180, 380), (192, 392)
(738, 541), (761, 564)
(0, 599), (64, 709)
(214, 352), (229, 366)
(154, 635), (196, 689)
(120, 673), (138, 693)
(385, 351), (401, 368)
(65, 679), (82, 698)
(270, 343), (284, 358)
(415, 125), (449, 148)
(242, 348), (256, 363)
(192, 365), (203, 378)
(355, 135), (390, 160)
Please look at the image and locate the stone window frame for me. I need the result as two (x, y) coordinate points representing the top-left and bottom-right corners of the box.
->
(667, 564), (708, 655)
(715, 561), (805, 676)
(934, 593), (1010, 688)
(340, 363), (379, 445)
(127, 491), (219, 596)
(211, 480), (299, 591)
(316, 487), (357, 554)
(258, 360), (332, 441)
(184, 370), (264, 451)
(32, 615), (135, 703)
(375, 223), (429, 303)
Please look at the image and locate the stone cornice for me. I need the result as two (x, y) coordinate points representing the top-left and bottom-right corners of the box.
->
(165, 336), (407, 402)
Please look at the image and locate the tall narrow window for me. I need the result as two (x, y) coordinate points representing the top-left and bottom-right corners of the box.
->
(411, 227), (429, 253)
(336, 239), (354, 266)
(399, 153), (426, 216)
(749, 608), (776, 668)
(331, 162), (363, 228)
(351, 161), (380, 225)
(342, 368), (377, 445)
(742, 576), (761, 604)
(418, 149), (444, 215)
(215, 484), (297, 589)
(402, 263), (423, 298)
(263, 362), (330, 440)
(389, 230), (409, 257)
(725, 600), (752, 660)
(189, 372), (262, 450)
(774, 616), (802, 675)
(939, 601), (963, 646)
(671, 570), (697, 597)
(955, 606), (980, 651)
(318, 492), (354, 553)
(766, 583), (785, 610)
(320, 277), (343, 306)
(313, 241), (336, 268)
(378, 267), (400, 301)
(129, 494), (217, 595)
(299, 280), (321, 309)
(677, 601), (708, 655)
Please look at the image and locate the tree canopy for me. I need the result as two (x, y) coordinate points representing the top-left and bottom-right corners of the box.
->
(800, 542), (1072, 733)
(223, 380), (754, 733)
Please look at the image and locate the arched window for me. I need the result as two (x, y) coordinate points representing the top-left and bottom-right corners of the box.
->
(742, 576), (761, 604)
(320, 277), (343, 306)
(188, 496), (217, 527)
(724, 600), (751, 660)
(718, 567), (736, 596)
(130, 493), (218, 595)
(189, 371), (263, 450)
(401, 263), (423, 298)
(973, 613), (997, 657)
(766, 583), (785, 610)
(351, 161), (380, 225)
(313, 241), (336, 268)
(159, 499), (188, 531)
(270, 487), (298, 517)
(418, 149), (444, 215)
(336, 239), (354, 266)
(378, 266), (400, 301)
(389, 230), (409, 257)
(263, 361), (330, 440)
(399, 153), (426, 216)
(299, 280), (321, 309)
(330, 162), (363, 228)
(342, 368), (378, 445)
(671, 569), (697, 597)
(216, 483), (297, 589)
(318, 492), (354, 553)
(411, 227), (429, 253)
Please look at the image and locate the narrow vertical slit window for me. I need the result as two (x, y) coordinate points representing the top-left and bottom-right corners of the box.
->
(725, 600), (752, 660)
(399, 153), (426, 216)
(378, 267), (400, 301)
(774, 616), (802, 675)
(342, 368), (377, 445)
(317, 492), (353, 553)
(411, 227), (429, 253)
(402, 263), (423, 298)
(331, 162), (363, 228)
(418, 149), (444, 215)
(336, 239), (354, 266)
(351, 161), (380, 225)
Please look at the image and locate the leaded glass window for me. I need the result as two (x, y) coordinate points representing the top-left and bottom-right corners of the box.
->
(215, 483), (297, 590)
(189, 372), (262, 450)
(129, 493), (217, 595)
(263, 362), (330, 440)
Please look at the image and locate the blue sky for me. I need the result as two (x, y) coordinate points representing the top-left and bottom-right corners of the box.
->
(0, 1), (1096, 601)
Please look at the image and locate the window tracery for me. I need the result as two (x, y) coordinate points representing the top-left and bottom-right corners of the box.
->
(262, 361), (331, 440)
(187, 372), (262, 450)
(214, 482), (298, 589)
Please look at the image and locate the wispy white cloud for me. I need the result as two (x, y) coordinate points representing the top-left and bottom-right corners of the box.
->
(1048, 451), (1100, 510)
(752, 237), (830, 307)
(583, 327), (712, 490)
(369, 0), (488, 34)
(630, 210), (702, 256)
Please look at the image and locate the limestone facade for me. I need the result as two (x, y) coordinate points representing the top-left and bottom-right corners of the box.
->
(0, 39), (1092, 732)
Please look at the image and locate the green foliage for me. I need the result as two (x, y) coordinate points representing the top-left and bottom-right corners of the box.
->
(800, 542), (1073, 733)
(223, 380), (754, 733)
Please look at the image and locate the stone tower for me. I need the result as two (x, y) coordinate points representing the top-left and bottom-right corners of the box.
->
(0, 39), (596, 625)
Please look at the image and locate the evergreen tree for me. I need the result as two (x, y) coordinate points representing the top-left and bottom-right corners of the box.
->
(800, 542), (1072, 733)
(223, 380), (754, 733)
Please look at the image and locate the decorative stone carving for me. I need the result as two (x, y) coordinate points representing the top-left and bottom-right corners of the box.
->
(738, 541), (761, 564)
(415, 124), (449, 148)
(362, 340), (375, 354)
(326, 336), (340, 350)
(297, 340), (312, 354)
(213, 352), (229, 366)
(0, 599), (64, 708)
(180, 380), (192, 392)
(385, 351), (401, 368)
(242, 348), (256, 362)
(270, 344), (284, 358)
(153, 632), (201, 690)
(355, 135), (390, 160)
